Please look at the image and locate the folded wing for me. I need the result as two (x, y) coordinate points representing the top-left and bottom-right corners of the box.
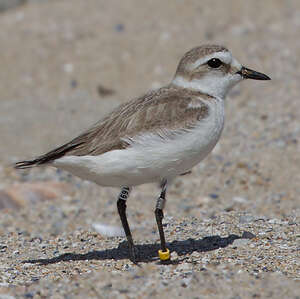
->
(15, 86), (210, 169)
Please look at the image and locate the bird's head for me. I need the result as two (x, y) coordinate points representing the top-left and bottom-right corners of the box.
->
(172, 45), (270, 99)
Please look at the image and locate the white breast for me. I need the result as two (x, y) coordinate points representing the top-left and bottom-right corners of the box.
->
(54, 99), (225, 187)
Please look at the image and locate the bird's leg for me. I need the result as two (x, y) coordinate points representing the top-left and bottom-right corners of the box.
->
(117, 186), (136, 261)
(155, 180), (170, 260)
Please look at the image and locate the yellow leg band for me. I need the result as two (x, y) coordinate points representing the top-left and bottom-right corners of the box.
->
(158, 248), (170, 261)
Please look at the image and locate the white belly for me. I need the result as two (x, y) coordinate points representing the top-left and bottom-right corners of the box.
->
(54, 100), (225, 187)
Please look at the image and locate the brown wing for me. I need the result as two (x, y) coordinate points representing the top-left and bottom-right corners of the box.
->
(66, 86), (210, 156)
(15, 86), (210, 168)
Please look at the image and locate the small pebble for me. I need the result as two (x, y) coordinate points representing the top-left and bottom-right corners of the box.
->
(239, 215), (255, 224)
(233, 196), (247, 203)
(115, 24), (125, 32)
(232, 239), (250, 247)
(92, 223), (125, 237)
(63, 63), (74, 73)
(176, 263), (191, 271)
(70, 79), (78, 88)
(241, 231), (256, 239)
(171, 251), (179, 259)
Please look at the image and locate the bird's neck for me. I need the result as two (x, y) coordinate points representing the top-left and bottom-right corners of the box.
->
(171, 75), (228, 100)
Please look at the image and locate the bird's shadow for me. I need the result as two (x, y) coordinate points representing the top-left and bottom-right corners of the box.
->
(23, 233), (246, 265)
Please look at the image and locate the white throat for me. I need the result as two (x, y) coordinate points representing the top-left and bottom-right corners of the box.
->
(172, 73), (241, 99)
(173, 56), (243, 99)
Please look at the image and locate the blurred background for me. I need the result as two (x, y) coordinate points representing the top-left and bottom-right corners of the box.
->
(0, 0), (299, 295)
(0, 0), (298, 215)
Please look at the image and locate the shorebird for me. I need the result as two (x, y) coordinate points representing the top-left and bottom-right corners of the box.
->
(15, 45), (270, 262)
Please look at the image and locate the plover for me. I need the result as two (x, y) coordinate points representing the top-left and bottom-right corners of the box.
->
(15, 45), (270, 261)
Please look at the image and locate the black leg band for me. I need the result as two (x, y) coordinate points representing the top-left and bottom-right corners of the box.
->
(117, 187), (136, 261)
(155, 180), (168, 253)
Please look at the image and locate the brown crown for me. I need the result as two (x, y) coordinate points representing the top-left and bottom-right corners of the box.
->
(175, 45), (228, 76)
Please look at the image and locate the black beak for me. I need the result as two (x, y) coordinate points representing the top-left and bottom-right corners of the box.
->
(237, 66), (271, 80)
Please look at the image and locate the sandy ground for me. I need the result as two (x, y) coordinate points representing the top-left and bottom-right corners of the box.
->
(0, 0), (299, 298)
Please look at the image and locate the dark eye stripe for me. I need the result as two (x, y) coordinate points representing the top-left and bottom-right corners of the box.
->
(207, 58), (222, 68)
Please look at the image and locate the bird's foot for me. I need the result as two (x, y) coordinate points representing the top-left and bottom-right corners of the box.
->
(128, 244), (139, 263)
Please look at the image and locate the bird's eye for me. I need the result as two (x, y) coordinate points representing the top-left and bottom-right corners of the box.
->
(207, 58), (222, 68)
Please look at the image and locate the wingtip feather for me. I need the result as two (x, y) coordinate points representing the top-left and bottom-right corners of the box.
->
(14, 160), (38, 169)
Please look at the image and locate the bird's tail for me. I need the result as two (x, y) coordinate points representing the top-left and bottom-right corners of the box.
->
(14, 159), (41, 169)
(14, 143), (82, 169)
